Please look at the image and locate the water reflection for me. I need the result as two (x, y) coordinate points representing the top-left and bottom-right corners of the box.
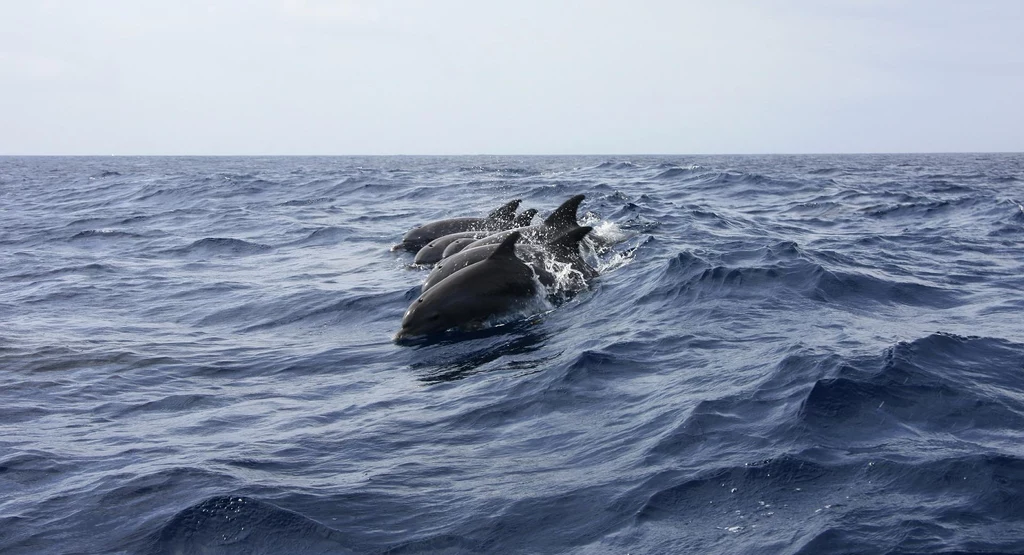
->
(406, 322), (553, 383)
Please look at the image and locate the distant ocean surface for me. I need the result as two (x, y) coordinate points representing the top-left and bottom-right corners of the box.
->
(2, 154), (1024, 554)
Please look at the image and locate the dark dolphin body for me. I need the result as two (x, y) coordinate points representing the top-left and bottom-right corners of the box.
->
(461, 194), (585, 252)
(412, 231), (492, 265)
(440, 237), (479, 259)
(421, 226), (594, 293)
(395, 199), (521, 253)
(396, 232), (538, 341)
(512, 208), (539, 228)
(413, 208), (540, 265)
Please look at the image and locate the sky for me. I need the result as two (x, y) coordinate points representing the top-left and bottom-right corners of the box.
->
(1, 0), (1022, 155)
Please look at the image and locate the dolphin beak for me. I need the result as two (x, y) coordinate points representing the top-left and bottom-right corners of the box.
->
(394, 328), (416, 343)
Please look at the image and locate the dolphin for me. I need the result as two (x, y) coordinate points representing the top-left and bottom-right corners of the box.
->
(421, 226), (594, 293)
(440, 237), (479, 259)
(395, 199), (521, 252)
(512, 208), (539, 228)
(413, 231), (493, 265)
(396, 232), (539, 341)
(460, 194), (585, 252)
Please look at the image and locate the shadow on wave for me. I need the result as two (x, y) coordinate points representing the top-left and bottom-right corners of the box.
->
(280, 226), (361, 248)
(689, 171), (820, 194)
(232, 289), (408, 332)
(406, 321), (552, 383)
(642, 249), (964, 309)
(800, 332), (1024, 443)
(166, 237), (274, 257)
(645, 349), (836, 462)
(68, 229), (146, 241)
(279, 196), (335, 207)
(6, 263), (117, 281)
(651, 166), (702, 180)
(861, 198), (973, 219)
(633, 333), (1024, 550)
(593, 161), (637, 170)
(631, 451), (1024, 553)
(144, 495), (353, 555)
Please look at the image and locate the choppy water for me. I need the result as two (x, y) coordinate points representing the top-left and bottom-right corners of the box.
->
(2, 154), (1023, 554)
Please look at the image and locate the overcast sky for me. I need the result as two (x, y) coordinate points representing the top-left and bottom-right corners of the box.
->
(1, 0), (1021, 155)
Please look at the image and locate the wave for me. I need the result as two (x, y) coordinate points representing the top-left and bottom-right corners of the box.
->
(692, 171), (811, 191)
(651, 167), (692, 179)
(323, 176), (372, 195)
(594, 161), (637, 170)
(644, 249), (964, 310)
(172, 237), (274, 256)
(69, 229), (145, 240)
(287, 226), (359, 247)
(634, 451), (1024, 552)
(455, 165), (541, 177)
(861, 199), (965, 218)
(109, 393), (221, 417)
(408, 326), (552, 383)
(6, 263), (117, 281)
(194, 289), (407, 332)
(279, 196), (335, 207)
(800, 333), (1024, 441)
(146, 496), (352, 555)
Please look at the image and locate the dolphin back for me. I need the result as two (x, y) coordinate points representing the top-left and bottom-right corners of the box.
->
(485, 199), (522, 227)
(397, 199), (523, 252)
(513, 208), (539, 228)
(543, 194), (585, 231)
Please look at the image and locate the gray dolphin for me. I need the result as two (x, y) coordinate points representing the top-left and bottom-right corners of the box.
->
(440, 237), (480, 259)
(413, 230), (492, 265)
(421, 226), (594, 293)
(512, 208), (539, 228)
(396, 232), (539, 341)
(395, 199), (521, 253)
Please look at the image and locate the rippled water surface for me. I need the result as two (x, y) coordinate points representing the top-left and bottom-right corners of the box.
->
(2, 154), (1023, 554)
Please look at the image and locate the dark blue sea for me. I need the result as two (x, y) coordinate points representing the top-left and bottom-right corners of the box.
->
(2, 154), (1023, 554)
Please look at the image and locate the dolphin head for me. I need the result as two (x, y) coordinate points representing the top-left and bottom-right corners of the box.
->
(395, 295), (465, 341)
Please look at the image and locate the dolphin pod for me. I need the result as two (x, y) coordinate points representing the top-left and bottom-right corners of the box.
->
(393, 195), (598, 341)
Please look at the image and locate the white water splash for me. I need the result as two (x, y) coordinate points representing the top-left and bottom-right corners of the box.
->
(538, 255), (589, 297)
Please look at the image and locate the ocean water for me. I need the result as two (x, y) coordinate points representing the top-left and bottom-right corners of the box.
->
(1, 154), (1023, 554)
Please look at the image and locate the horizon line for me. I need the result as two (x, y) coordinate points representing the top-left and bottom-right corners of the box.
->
(1, 151), (1022, 157)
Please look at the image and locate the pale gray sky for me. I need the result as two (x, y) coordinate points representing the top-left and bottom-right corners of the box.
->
(1, 0), (1021, 154)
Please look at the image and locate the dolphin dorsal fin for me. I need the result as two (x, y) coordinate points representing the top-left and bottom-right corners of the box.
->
(487, 199), (522, 224)
(547, 226), (592, 255)
(543, 194), (585, 230)
(488, 231), (521, 260)
(513, 208), (538, 227)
